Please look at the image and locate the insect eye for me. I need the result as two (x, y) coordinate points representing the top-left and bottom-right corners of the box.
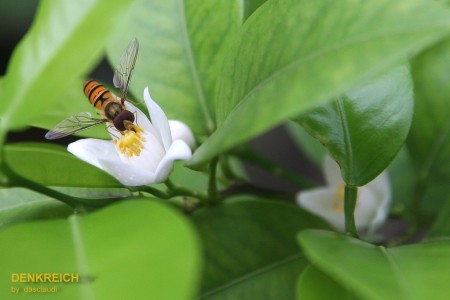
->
(114, 110), (135, 131)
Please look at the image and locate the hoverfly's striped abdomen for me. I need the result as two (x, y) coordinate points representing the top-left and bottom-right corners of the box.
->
(83, 80), (114, 110)
(45, 40), (139, 141)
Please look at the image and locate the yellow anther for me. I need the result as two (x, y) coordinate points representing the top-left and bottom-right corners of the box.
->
(114, 125), (146, 157)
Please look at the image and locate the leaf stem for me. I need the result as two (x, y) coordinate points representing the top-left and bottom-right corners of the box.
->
(344, 184), (359, 238)
(208, 158), (219, 203)
(231, 145), (318, 188)
(0, 125), (7, 166)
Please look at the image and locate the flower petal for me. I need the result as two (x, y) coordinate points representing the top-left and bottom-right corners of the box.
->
(365, 171), (391, 231)
(106, 101), (161, 147)
(153, 139), (192, 183)
(125, 101), (153, 132)
(117, 130), (165, 172)
(354, 187), (380, 229)
(68, 138), (157, 186)
(323, 155), (344, 186)
(144, 86), (172, 151)
(297, 187), (347, 232)
(68, 139), (119, 171)
(168, 120), (195, 148)
(96, 157), (157, 186)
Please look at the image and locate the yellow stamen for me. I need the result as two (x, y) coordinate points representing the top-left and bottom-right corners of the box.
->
(333, 183), (345, 213)
(333, 183), (359, 214)
(333, 183), (359, 213)
(114, 125), (146, 157)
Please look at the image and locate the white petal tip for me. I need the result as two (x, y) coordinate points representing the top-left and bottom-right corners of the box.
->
(144, 86), (151, 99)
(168, 120), (195, 149)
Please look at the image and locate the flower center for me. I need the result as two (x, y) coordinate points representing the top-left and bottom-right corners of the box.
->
(333, 183), (359, 213)
(114, 124), (146, 157)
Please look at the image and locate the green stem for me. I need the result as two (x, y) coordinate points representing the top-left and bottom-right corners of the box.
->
(344, 184), (359, 238)
(165, 178), (208, 201)
(2, 161), (122, 210)
(208, 158), (219, 203)
(129, 185), (172, 199)
(231, 145), (318, 188)
(219, 156), (242, 184)
(0, 126), (7, 165)
(409, 171), (428, 221)
(220, 183), (296, 202)
(130, 179), (208, 202)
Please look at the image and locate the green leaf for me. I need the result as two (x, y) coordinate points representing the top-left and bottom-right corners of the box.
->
(298, 229), (450, 300)
(164, 161), (209, 191)
(4, 142), (121, 187)
(0, 200), (201, 299)
(0, 187), (132, 230)
(31, 79), (110, 139)
(0, 77), (3, 99)
(190, 0), (450, 166)
(243, 0), (267, 20)
(106, 0), (242, 136)
(0, 0), (134, 131)
(286, 121), (326, 168)
(297, 266), (359, 300)
(0, 188), (72, 229)
(387, 147), (416, 214)
(203, 257), (308, 300)
(409, 38), (450, 215)
(192, 198), (329, 299)
(296, 65), (413, 185)
(427, 195), (450, 239)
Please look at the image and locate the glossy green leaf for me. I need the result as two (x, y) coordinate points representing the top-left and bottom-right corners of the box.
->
(189, 0), (450, 166)
(298, 229), (450, 300)
(0, 0), (134, 130)
(0, 200), (201, 299)
(106, 0), (242, 136)
(409, 38), (450, 215)
(4, 143), (121, 187)
(297, 266), (359, 300)
(192, 198), (329, 299)
(296, 65), (413, 185)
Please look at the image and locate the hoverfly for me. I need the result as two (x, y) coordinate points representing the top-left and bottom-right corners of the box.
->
(45, 38), (139, 140)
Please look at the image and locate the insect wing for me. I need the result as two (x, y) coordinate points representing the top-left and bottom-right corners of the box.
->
(45, 112), (107, 140)
(113, 38), (139, 104)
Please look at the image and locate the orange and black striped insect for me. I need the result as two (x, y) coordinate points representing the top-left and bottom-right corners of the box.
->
(45, 38), (139, 139)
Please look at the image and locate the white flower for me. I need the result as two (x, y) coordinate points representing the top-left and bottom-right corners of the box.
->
(68, 87), (195, 186)
(297, 155), (391, 233)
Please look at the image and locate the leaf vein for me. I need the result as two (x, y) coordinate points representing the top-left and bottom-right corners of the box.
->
(198, 253), (304, 299)
(176, 0), (213, 131)
(379, 246), (413, 300)
(69, 215), (95, 300)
